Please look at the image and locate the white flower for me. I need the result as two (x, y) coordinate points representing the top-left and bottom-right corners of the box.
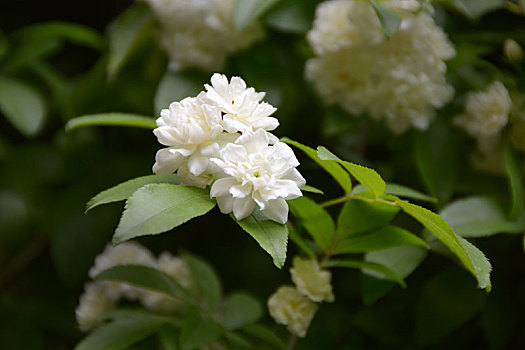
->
(290, 257), (334, 303)
(305, 0), (455, 134)
(267, 285), (318, 337)
(89, 242), (157, 301)
(153, 93), (232, 187)
(141, 252), (194, 312)
(454, 82), (511, 139)
(210, 129), (305, 223)
(76, 282), (115, 331)
(205, 73), (279, 134)
(143, 0), (263, 72)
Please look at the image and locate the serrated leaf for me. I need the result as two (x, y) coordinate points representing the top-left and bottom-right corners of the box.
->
(242, 324), (287, 350)
(282, 138), (352, 194)
(396, 200), (491, 289)
(416, 269), (487, 346)
(325, 259), (405, 287)
(334, 225), (427, 254)
(86, 174), (181, 212)
(458, 236), (492, 290)
(222, 292), (263, 330)
(439, 196), (525, 237)
(415, 120), (460, 203)
(155, 72), (203, 114)
(66, 113), (156, 132)
(288, 197), (335, 251)
(107, 3), (153, 80)
(95, 265), (196, 304)
(353, 183), (436, 202)
(180, 307), (222, 350)
(362, 245), (427, 304)
(318, 146), (385, 197)
(14, 21), (104, 50)
(234, 0), (280, 30)
(337, 198), (399, 238)
(0, 76), (46, 137)
(369, 0), (402, 38)
(452, 0), (504, 21)
(301, 185), (324, 195)
(235, 211), (288, 268)
(182, 253), (222, 311)
(113, 184), (215, 243)
(75, 317), (166, 350)
(504, 143), (524, 220)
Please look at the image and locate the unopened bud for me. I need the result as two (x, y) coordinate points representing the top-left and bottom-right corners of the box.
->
(504, 39), (523, 63)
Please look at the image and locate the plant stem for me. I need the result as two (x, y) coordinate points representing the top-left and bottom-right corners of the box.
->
(287, 335), (297, 349)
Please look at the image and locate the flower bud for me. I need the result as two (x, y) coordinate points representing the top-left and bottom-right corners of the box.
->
(504, 39), (523, 63)
(290, 257), (334, 302)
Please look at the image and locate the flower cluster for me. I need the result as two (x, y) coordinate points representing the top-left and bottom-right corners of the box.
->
(267, 257), (334, 337)
(153, 73), (305, 224)
(143, 0), (263, 71)
(305, 0), (455, 134)
(76, 242), (193, 331)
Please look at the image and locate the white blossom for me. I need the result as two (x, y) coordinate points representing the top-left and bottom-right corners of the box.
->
(205, 73), (279, 134)
(267, 285), (318, 338)
(290, 257), (334, 303)
(210, 129), (305, 223)
(152, 93), (233, 187)
(143, 0), (263, 72)
(454, 82), (511, 139)
(305, 0), (455, 134)
(76, 282), (115, 331)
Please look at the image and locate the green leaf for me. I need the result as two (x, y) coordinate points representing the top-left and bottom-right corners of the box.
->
(334, 225), (427, 254)
(65, 113), (157, 132)
(415, 269), (487, 346)
(113, 184), (216, 243)
(415, 120), (461, 203)
(439, 196), (525, 237)
(158, 325), (180, 350)
(182, 253), (222, 311)
(362, 246), (427, 304)
(95, 265), (196, 304)
(504, 144), (524, 220)
(282, 139), (352, 194)
(452, 0), (504, 21)
(234, 0), (280, 30)
(86, 174), (181, 212)
(1, 39), (60, 73)
(396, 200), (491, 289)
(288, 197), (335, 251)
(0, 76), (46, 137)
(242, 324), (287, 350)
(14, 21), (104, 50)
(75, 317), (166, 350)
(288, 229), (316, 259)
(458, 236), (492, 291)
(180, 307), (222, 350)
(155, 72), (204, 114)
(222, 292), (263, 330)
(352, 183), (436, 202)
(235, 211), (288, 268)
(318, 146), (385, 197)
(337, 198), (399, 238)
(265, 1), (311, 34)
(325, 259), (406, 287)
(107, 3), (153, 80)
(369, 0), (402, 38)
(300, 185), (324, 195)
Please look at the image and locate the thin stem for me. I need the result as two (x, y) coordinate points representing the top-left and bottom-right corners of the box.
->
(287, 335), (297, 349)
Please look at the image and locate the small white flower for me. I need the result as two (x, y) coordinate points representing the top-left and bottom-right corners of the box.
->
(454, 82), (511, 139)
(210, 129), (305, 223)
(290, 257), (334, 303)
(205, 73), (279, 134)
(76, 282), (115, 331)
(267, 285), (319, 337)
(153, 93), (230, 187)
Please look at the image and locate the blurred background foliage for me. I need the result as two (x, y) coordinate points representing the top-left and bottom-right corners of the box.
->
(0, 0), (524, 349)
